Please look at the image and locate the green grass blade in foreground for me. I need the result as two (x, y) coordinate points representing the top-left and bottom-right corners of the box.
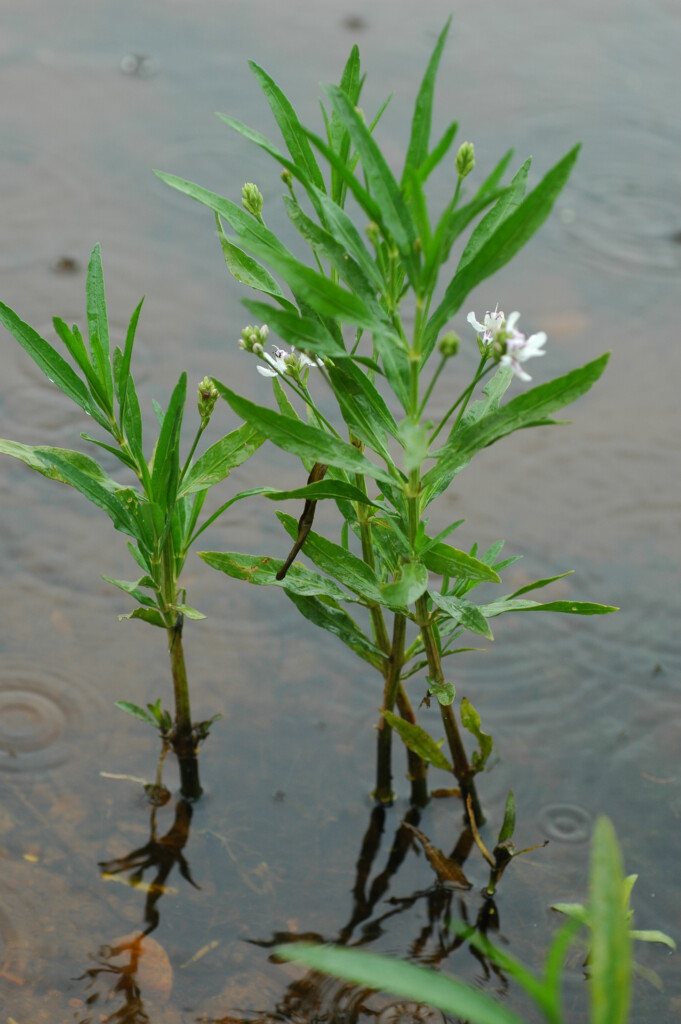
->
(276, 944), (526, 1024)
(423, 354), (610, 499)
(589, 818), (632, 1024)
(403, 17), (451, 180)
(286, 592), (385, 670)
(425, 144), (581, 347)
(213, 380), (396, 485)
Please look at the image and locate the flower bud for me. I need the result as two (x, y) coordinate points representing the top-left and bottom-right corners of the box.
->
(281, 168), (292, 187)
(365, 221), (380, 246)
(438, 331), (460, 359)
(238, 323), (269, 353)
(455, 141), (475, 179)
(197, 376), (218, 428)
(241, 182), (263, 217)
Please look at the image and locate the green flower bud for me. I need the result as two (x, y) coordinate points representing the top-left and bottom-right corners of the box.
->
(238, 323), (269, 352)
(241, 182), (263, 217)
(365, 221), (380, 246)
(438, 331), (460, 358)
(197, 376), (218, 428)
(455, 141), (475, 179)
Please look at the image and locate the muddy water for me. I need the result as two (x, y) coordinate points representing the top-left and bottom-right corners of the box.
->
(0, 0), (679, 1021)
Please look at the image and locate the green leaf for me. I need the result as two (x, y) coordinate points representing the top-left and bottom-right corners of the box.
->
(32, 450), (140, 540)
(85, 244), (114, 411)
(276, 944), (526, 1024)
(0, 439), (122, 491)
(242, 299), (346, 360)
(460, 697), (493, 773)
(101, 575), (159, 607)
(326, 360), (399, 460)
(264, 479), (380, 506)
(150, 373), (186, 506)
(427, 678), (456, 707)
(115, 700), (155, 724)
(0, 301), (105, 425)
(285, 592), (385, 670)
(284, 196), (382, 313)
(497, 791), (516, 845)
(322, 85), (417, 264)
(179, 422), (264, 496)
(423, 354), (610, 495)
(175, 603), (206, 620)
(589, 817), (632, 1024)
(430, 591), (494, 640)
(403, 17), (451, 179)
(382, 710), (452, 772)
(119, 607), (167, 628)
(311, 187), (384, 292)
(422, 543), (501, 583)
(509, 571), (573, 597)
(478, 597), (618, 618)
(217, 219), (296, 310)
(628, 930), (676, 950)
(277, 511), (383, 603)
(116, 298), (144, 422)
(417, 120), (458, 183)
(379, 562), (429, 607)
(213, 380), (395, 485)
(198, 550), (350, 601)
(425, 144), (581, 346)
(248, 60), (326, 192)
(457, 158), (531, 273)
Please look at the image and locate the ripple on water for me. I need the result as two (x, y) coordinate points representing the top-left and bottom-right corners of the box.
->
(531, 112), (681, 277)
(0, 663), (106, 775)
(537, 803), (592, 843)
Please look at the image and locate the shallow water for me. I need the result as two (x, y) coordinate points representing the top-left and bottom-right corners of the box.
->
(0, 0), (679, 1021)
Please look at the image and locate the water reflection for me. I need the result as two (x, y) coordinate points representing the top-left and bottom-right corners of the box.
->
(208, 803), (511, 1024)
(77, 796), (197, 1021)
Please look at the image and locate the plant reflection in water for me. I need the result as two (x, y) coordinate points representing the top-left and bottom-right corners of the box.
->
(76, 794), (197, 1021)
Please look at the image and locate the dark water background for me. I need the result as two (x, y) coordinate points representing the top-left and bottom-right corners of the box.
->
(1, 1), (679, 1021)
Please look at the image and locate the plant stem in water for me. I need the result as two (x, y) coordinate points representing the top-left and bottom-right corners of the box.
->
(167, 614), (202, 800)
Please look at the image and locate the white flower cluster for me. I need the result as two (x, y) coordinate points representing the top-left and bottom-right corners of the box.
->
(467, 306), (547, 381)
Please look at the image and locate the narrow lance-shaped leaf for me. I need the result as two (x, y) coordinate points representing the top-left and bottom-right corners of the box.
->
(423, 354), (610, 498)
(213, 380), (396, 485)
(430, 591), (494, 640)
(86, 244), (114, 411)
(276, 944), (527, 1024)
(322, 84), (418, 264)
(0, 302), (106, 426)
(217, 216), (297, 311)
(382, 710), (453, 773)
(460, 697), (493, 773)
(248, 60), (326, 192)
(403, 17), (452, 179)
(198, 550), (350, 601)
(425, 144), (581, 347)
(286, 591), (385, 671)
(589, 818), (632, 1024)
(179, 422), (264, 496)
(35, 450), (141, 540)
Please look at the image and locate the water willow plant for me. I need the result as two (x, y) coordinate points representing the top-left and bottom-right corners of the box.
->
(0, 245), (264, 800)
(277, 817), (675, 1024)
(156, 20), (616, 816)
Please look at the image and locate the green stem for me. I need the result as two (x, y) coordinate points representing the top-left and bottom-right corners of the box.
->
(375, 613), (406, 804)
(354, 473), (390, 654)
(415, 594), (484, 825)
(428, 357), (492, 446)
(395, 683), (429, 807)
(167, 615), (202, 800)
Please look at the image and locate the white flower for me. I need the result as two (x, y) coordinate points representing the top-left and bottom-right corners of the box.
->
(466, 306), (505, 343)
(256, 345), (323, 379)
(467, 307), (547, 381)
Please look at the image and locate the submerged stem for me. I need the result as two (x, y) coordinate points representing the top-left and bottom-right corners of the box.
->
(167, 615), (202, 800)
(375, 614), (406, 804)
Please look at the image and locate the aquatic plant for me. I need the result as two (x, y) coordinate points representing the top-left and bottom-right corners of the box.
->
(0, 246), (263, 799)
(157, 19), (616, 817)
(277, 817), (675, 1024)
